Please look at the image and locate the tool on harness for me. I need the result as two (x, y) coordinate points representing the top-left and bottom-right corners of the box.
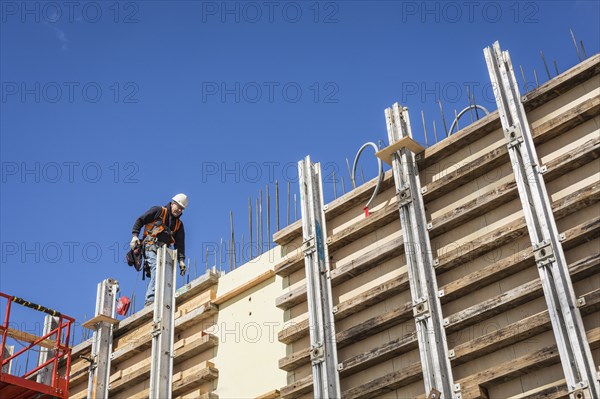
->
(126, 242), (143, 271)
(142, 206), (181, 247)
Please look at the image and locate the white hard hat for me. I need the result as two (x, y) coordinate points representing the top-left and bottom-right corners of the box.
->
(172, 193), (188, 209)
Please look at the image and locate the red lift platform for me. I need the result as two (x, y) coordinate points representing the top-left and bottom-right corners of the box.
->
(0, 292), (75, 399)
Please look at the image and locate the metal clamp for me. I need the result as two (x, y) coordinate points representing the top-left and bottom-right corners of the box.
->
(310, 344), (325, 364)
(151, 320), (162, 338)
(534, 241), (555, 266)
(396, 187), (412, 207)
(413, 299), (430, 320)
(504, 125), (523, 148)
(427, 388), (442, 399)
(302, 237), (316, 255)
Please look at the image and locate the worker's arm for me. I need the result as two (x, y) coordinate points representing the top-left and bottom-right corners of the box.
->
(174, 223), (185, 261)
(131, 206), (163, 236)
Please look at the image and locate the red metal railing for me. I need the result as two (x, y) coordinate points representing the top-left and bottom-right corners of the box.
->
(0, 292), (75, 399)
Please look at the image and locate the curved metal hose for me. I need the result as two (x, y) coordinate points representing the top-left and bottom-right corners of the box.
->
(351, 142), (384, 216)
(448, 104), (490, 135)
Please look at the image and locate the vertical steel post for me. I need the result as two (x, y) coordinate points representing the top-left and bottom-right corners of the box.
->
(149, 245), (177, 399)
(87, 278), (118, 399)
(484, 41), (599, 399)
(298, 156), (342, 398)
(36, 315), (58, 386)
(385, 103), (457, 399)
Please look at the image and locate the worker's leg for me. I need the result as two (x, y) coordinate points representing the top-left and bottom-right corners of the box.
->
(144, 250), (158, 305)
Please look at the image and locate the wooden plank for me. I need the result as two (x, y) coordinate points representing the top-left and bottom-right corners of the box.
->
(458, 327), (600, 399)
(522, 53), (600, 110)
(508, 380), (568, 399)
(327, 202), (399, 252)
(375, 136), (425, 165)
(82, 314), (119, 329)
(531, 94), (600, 145)
(543, 135), (600, 182)
(451, 285), (600, 366)
(273, 252), (304, 277)
(342, 362), (422, 399)
(0, 326), (57, 349)
(338, 332), (418, 378)
(444, 279), (543, 333)
(277, 235), (405, 310)
(214, 269), (274, 305)
(175, 270), (220, 303)
(172, 362), (218, 397)
(435, 217), (528, 274)
(279, 374), (312, 399)
(440, 191), (600, 303)
(422, 144), (509, 203)
(333, 271), (410, 319)
(255, 389), (280, 399)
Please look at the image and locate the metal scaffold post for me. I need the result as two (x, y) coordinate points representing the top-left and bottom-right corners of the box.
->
(484, 41), (599, 399)
(384, 103), (458, 399)
(85, 278), (119, 399)
(298, 156), (342, 398)
(149, 245), (177, 399)
(36, 314), (58, 386)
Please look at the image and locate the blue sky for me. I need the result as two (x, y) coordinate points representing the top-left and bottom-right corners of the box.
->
(1, 0), (599, 349)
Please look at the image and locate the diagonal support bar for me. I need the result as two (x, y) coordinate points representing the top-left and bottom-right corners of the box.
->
(298, 156), (342, 398)
(484, 41), (599, 399)
(149, 245), (177, 399)
(385, 103), (458, 399)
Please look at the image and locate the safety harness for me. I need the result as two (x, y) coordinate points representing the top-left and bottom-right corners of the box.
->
(142, 206), (181, 248)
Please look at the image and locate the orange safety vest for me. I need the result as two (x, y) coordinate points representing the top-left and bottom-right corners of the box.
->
(143, 207), (181, 246)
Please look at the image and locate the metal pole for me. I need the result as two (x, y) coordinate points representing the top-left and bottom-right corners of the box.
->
(385, 103), (457, 399)
(485, 41), (599, 399)
(298, 156), (342, 398)
(149, 246), (177, 399)
(87, 278), (118, 399)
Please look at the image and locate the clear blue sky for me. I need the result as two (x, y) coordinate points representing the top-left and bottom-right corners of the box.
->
(1, 1), (599, 348)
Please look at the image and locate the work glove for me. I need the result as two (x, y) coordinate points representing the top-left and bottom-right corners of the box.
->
(179, 260), (186, 276)
(130, 235), (140, 250)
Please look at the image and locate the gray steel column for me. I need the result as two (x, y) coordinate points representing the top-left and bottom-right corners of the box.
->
(149, 245), (177, 399)
(87, 278), (118, 399)
(385, 103), (457, 399)
(485, 41), (599, 399)
(36, 315), (58, 386)
(298, 156), (342, 398)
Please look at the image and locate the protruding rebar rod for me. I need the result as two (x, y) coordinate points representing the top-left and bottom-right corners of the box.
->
(294, 193), (297, 220)
(541, 51), (551, 80)
(267, 184), (271, 249)
(472, 93), (480, 120)
(533, 68), (539, 88)
(230, 210), (235, 270)
(256, 198), (259, 252)
(438, 98), (449, 137)
(360, 166), (365, 184)
(346, 157), (355, 189)
(454, 109), (460, 131)
(275, 180), (280, 231)
(580, 40), (588, 59)
(466, 85), (474, 123)
(219, 237), (223, 272)
(553, 60), (559, 76)
(286, 181), (290, 225)
(432, 120), (439, 143)
(570, 28), (582, 61)
(249, 196), (253, 259)
(332, 170), (337, 199)
(421, 110), (429, 147)
(340, 175), (346, 194)
(520, 65), (529, 92)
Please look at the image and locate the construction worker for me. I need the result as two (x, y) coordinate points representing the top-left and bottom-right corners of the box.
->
(130, 193), (188, 306)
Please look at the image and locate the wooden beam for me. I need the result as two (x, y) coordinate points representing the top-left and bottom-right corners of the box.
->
(342, 362), (422, 399)
(82, 314), (119, 330)
(0, 326), (57, 349)
(375, 136), (425, 165)
(279, 374), (312, 399)
(522, 53), (599, 110)
(214, 269), (274, 305)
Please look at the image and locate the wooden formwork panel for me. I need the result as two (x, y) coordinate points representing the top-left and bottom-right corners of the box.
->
(276, 54), (599, 398)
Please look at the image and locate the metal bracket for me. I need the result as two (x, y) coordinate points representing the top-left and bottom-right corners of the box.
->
(396, 187), (412, 207)
(569, 382), (590, 399)
(534, 241), (555, 266)
(504, 125), (523, 148)
(413, 299), (430, 321)
(302, 237), (316, 255)
(310, 344), (325, 364)
(152, 320), (162, 337)
(427, 388), (442, 399)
